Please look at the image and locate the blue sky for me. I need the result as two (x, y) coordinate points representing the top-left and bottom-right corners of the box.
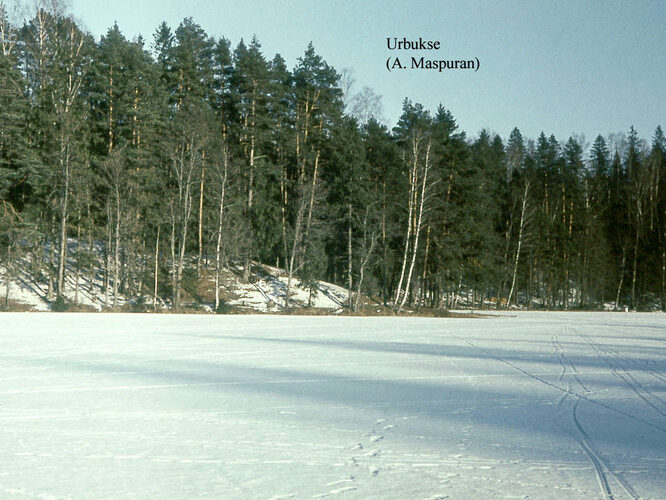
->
(69, 0), (665, 144)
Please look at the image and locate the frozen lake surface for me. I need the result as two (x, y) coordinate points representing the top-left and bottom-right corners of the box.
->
(0, 312), (665, 499)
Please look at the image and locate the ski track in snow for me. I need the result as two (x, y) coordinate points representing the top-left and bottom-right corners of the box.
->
(553, 329), (638, 500)
(576, 330), (666, 417)
(0, 311), (665, 498)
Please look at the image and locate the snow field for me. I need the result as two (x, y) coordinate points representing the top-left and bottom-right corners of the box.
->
(0, 312), (665, 499)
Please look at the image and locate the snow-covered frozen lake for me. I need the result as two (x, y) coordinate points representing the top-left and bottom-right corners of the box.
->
(0, 312), (664, 499)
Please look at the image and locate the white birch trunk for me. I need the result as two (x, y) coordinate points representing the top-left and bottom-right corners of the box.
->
(154, 225), (160, 310)
(347, 203), (353, 309)
(615, 245), (626, 310)
(398, 141), (430, 313)
(214, 151), (228, 311)
(507, 180), (530, 307)
(394, 140), (419, 307)
(113, 187), (120, 308)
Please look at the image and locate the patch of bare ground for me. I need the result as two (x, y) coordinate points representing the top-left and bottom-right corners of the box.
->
(280, 306), (340, 316)
(0, 301), (39, 312)
(338, 304), (492, 318)
(65, 303), (101, 313)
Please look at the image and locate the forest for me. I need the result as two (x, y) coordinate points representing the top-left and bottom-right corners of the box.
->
(0, 2), (665, 312)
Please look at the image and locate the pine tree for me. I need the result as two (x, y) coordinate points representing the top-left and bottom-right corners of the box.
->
(362, 119), (403, 306)
(391, 99), (438, 312)
(20, 7), (93, 299)
(266, 53), (293, 269)
(230, 36), (271, 280)
(0, 30), (33, 307)
(282, 43), (343, 307)
(470, 130), (506, 307)
(651, 126), (666, 309)
(325, 116), (375, 309)
(585, 135), (613, 304)
(0, 49), (33, 207)
(625, 126), (648, 309)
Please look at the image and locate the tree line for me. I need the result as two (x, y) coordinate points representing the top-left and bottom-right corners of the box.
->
(1, 2), (664, 311)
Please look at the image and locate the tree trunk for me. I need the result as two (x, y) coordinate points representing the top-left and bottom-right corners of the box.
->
(661, 247), (666, 311)
(4, 243), (11, 309)
(394, 140), (419, 307)
(398, 141), (430, 313)
(57, 158), (69, 297)
(214, 154), (228, 311)
(154, 225), (160, 311)
(46, 238), (53, 300)
(419, 223), (431, 308)
(280, 161), (288, 276)
(170, 205), (177, 309)
(347, 203), (353, 310)
(354, 215), (377, 313)
(176, 194), (192, 310)
(88, 226), (95, 302)
(381, 180), (388, 306)
(452, 274), (462, 309)
(113, 187), (120, 308)
(507, 181), (530, 307)
(615, 245), (626, 309)
(198, 161), (205, 276)
(285, 187), (308, 310)
(105, 206), (112, 308)
(304, 150), (320, 244)
(631, 219), (640, 310)
(74, 225), (80, 305)
(243, 84), (258, 282)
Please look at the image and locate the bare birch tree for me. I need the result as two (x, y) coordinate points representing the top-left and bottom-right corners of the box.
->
(397, 140), (431, 313)
(507, 179), (531, 307)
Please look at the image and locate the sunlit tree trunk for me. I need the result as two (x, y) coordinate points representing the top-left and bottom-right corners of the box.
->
(214, 147), (229, 311)
(507, 180), (530, 307)
(398, 141), (430, 313)
(394, 143), (418, 308)
(154, 225), (160, 311)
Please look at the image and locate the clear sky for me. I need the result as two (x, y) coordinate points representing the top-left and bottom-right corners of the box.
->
(68, 0), (665, 144)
